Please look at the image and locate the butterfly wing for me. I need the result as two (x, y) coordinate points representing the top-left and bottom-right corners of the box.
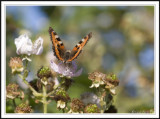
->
(49, 27), (66, 61)
(66, 32), (92, 62)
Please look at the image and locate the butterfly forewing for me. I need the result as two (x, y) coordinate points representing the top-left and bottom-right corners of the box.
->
(49, 27), (66, 61)
(67, 32), (92, 62)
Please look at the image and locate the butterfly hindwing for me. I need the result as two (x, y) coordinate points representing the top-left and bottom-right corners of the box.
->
(49, 27), (66, 61)
(67, 32), (92, 62)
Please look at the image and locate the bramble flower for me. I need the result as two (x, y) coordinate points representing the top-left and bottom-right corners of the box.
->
(88, 71), (106, 88)
(9, 57), (24, 74)
(69, 98), (84, 113)
(15, 103), (32, 113)
(50, 60), (82, 78)
(88, 71), (119, 95)
(104, 74), (119, 95)
(80, 92), (100, 108)
(84, 104), (100, 113)
(14, 34), (43, 56)
(52, 89), (70, 109)
(6, 83), (24, 100)
(57, 100), (66, 109)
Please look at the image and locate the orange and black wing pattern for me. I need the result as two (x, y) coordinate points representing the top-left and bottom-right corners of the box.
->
(49, 27), (66, 61)
(66, 32), (92, 62)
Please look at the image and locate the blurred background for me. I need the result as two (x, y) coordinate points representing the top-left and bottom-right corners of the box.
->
(6, 6), (154, 113)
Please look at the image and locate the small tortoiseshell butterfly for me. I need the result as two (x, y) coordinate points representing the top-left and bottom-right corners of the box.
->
(49, 27), (92, 63)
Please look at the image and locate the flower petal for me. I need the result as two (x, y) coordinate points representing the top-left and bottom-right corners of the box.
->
(57, 100), (65, 109)
(15, 34), (33, 55)
(50, 60), (59, 73)
(50, 60), (82, 78)
(72, 68), (83, 77)
(32, 37), (43, 55)
(60, 101), (66, 109)
(70, 61), (77, 73)
(109, 88), (116, 95)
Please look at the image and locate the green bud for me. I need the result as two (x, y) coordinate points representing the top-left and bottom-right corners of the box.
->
(84, 104), (100, 113)
(37, 66), (51, 79)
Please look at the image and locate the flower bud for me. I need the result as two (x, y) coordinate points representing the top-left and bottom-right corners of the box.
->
(88, 71), (106, 88)
(84, 104), (100, 113)
(104, 73), (119, 95)
(6, 83), (24, 100)
(9, 57), (23, 74)
(52, 89), (70, 109)
(15, 103), (32, 113)
(70, 98), (84, 112)
(37, 66), (51, 79)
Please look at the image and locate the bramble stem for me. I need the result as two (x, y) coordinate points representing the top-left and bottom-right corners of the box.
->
(13, 99), (16, 108)
(18, 74), (43, 97)
(47, 82), (61, 97)
(43, 85), (47, 113)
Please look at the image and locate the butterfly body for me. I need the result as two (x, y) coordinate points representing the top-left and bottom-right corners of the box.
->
(49, 27), (92, 63)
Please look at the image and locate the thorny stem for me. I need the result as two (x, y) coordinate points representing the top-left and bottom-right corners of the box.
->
(47, 81), (61, 97)
(43, 85), (47, 113)
(98, 87), (106, 113)
(25, 59), (29, 69)
(105, 92), (113, 110)
(12, 99), (16, 108)
(18, 59), (43, 97)
(18, 74), (42, 97)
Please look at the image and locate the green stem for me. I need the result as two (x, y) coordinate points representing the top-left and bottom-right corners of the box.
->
(25, 59), (28, 69)
(43, 85), (47, 113)
(47, 82), (61, 97)
(62, 108), (65, 113)
(18, 74), (43, 97)
(105, 93), (112, 110)
(13, 99), (16, 108)
(98, 87), (106, 113)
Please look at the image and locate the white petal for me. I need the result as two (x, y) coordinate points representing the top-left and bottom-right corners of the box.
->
(57, 100), (61, 108)
(57, 100), (66, 109)
(50, 60), (59, 73)
(89, 84), (94, 88)
(32, 37), (43, 55)
(60, 101), (66, 109)
(94, 83), (100, 88)
(14, 34), (33, 55)
(110, 88), (116, 95)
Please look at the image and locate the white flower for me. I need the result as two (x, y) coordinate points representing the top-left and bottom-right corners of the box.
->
(15, 34), (32, 55)
(15, 34), (43, 56)
(57, 100), (66, 109)
(80, 92), (100, 108)
(90, 80), (104, 88)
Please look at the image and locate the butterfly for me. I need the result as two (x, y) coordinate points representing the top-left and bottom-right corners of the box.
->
(49, 27), (92, 63)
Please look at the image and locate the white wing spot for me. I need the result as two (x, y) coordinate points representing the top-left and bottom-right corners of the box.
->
(59, 41), (63, 44)
(77, 44), (80, 46)
(82, 39), (85, 42)
(55, 35), (59, 38)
